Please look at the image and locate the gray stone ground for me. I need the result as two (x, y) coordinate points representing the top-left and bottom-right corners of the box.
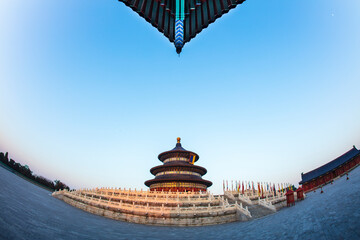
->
(0, 166), (359, 240)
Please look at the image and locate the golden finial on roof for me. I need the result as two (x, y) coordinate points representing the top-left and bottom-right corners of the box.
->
(177, 137), (181, 143)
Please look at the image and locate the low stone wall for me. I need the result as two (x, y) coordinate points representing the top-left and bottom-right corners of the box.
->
(54, 187), (307, 226)
(53, 189), (250, 226)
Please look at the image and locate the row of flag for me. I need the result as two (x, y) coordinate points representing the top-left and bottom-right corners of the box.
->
(222, 180), (295, 197)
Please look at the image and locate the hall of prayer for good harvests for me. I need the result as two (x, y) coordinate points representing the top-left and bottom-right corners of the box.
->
(145, 137), (212, 192)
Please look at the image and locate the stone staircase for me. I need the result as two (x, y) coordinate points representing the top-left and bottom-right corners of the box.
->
(246, 205), (275, 219)
(224, 192), (281, 219)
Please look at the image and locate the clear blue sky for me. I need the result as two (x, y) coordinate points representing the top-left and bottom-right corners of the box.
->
(1, 0), (359, 194)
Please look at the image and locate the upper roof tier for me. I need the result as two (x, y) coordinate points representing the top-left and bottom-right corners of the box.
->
(158, 138), (199, 162)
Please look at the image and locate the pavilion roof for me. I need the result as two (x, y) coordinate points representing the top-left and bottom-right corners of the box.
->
(144, 175), (213, 187)
(150, 162), (207, 175)
(118, 0), (246, 52)
(158, 141), (200, 162)
(299, 146), (360, 184)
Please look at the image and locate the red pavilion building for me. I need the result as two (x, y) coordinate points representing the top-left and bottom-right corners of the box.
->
(299, 146), (360, 192)
(144, 138), (212, 192)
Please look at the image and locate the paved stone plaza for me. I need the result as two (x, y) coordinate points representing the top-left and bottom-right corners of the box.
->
(0, 166), (359, 240)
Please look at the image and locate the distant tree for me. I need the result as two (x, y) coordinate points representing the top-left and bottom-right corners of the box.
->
(54, 179), (69, 191)
(13, 162), (21, 172)
(9, 159), (15, 167)
(0, 152), (7, 164)
(0, 152), (70, 192)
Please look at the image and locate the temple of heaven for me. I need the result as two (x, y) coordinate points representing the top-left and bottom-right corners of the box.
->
(144, 138), (212, 192)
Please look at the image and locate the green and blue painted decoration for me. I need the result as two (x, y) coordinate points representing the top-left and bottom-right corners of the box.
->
(175, 0), (185, 54)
